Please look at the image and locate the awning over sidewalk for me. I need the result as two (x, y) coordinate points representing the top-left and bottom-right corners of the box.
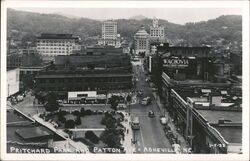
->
(68, 97), (82, 101)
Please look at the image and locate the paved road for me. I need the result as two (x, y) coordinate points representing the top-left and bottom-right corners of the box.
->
(128, 59), (172, 153)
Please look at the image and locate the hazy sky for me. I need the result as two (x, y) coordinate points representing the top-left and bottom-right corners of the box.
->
(12, 8), (241, 24)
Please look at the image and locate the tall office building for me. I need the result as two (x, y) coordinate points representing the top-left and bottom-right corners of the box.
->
(134, 26), (150, 55)
(149, 17), (165, 42)
(98, 20), (120, 47)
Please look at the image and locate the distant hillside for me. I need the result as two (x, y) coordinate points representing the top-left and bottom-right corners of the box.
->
(7, 8), (102, 38)
(7, 8), (242, 53)
(129, 15), (148, 20)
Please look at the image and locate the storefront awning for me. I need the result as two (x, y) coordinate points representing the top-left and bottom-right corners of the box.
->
(86, 97), (96, 100)
(68, 97), (81, 101)
(201, 89), (211, 93)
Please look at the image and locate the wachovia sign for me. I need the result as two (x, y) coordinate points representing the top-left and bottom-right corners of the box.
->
(163, 58), (189, 68)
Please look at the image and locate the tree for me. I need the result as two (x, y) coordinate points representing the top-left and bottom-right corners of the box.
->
(65, 119), (75, 128)
(100, 128), (121, 148)
(44, 92), (59, 112)
(80, 107), (85, 116)
(85, 131), (99, 144)
(35, 91), (47, 104)
(126, 95), (131, 102)
(72, 110), (80, 116)
(87, 63), (95, 69)
(75, 116), (81, 125)
(110, 96), (119, 111)
(101, 112), (117, 128)
(58, 114), (66, 123)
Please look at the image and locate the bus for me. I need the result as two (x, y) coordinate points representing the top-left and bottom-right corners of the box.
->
(131, 117), (140, 130)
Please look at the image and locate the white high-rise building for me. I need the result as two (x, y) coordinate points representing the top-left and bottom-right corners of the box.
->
(98, 20), (121, 47)
(134, 26), (150, 55)
(36, 33), (81, 61)
(150, 17), (165, 42)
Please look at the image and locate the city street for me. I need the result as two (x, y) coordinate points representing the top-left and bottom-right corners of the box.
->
(129, 59), (172, 153)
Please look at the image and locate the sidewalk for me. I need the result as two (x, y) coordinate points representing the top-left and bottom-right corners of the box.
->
(152, 92), (188, 153)
(119, 111), (135, 153)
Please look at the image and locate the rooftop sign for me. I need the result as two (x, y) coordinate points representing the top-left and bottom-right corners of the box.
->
(163, 58), (189, 68)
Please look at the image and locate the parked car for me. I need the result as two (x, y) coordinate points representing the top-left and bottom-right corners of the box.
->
(148, 110), (155, 117)
(163, 125), (171, 132)
(141, 97), (151, 105)
(117, 103), (127, 109)
(172, 144), (181, 154)
(137, 91), (143, 97)
(16, 95), (24, 102)
(166, 131), (174, 139)
(160, 117), (167, 125)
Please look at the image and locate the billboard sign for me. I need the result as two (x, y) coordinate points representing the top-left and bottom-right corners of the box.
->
(163, 58), (189, 68)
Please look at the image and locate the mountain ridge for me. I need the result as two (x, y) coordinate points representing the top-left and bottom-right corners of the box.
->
(7, 8), (242, 52)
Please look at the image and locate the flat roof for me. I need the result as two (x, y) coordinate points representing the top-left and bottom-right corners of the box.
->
(7, 109), (63, 144)
(197, 110), (242, 124)
(214, 126), (242, 143)
(7, 109), (27, 123)
(15, 127), (52, 140)
(37, 33), (79, 40)
(195, 102), (234, 107)
(36, 73), (132, 78)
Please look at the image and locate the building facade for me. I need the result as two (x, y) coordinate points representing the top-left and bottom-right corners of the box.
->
(149, 18), (165, 42)
(36, 33), (81, 60)
(7, 52), (43, 68)
(98, 20), (121, 47)
(134, 26), (150, 55)
(35, 70), (132, 98)
(7, 68), (20, 97)
(35, 47), (132, 98)
(165, 87), (242, 153)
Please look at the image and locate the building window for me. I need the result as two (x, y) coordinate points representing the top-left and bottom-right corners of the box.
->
(49, 79), (55, 83)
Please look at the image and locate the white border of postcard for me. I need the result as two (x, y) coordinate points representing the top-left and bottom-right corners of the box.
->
(1, 0), (249, 161)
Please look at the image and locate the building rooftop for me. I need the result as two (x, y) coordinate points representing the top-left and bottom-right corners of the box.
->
(7, 108), (65, 144)
(7, 109), (52, 143)
(197, 109), (242, 124)
(214, 126), (242, 143)
(7, 67), (19, 72)
(36, 72), (132, 79)
(134, 26), (149, 38)
(37, 33), (79, 40)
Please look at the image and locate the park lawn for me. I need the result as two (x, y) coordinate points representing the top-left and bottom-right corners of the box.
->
(76, 115), (105, 128)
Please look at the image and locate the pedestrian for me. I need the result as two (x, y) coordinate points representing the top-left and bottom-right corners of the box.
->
(127, 129), (129, 134)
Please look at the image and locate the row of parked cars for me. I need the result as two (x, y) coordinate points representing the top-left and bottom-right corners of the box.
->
(163, 124), (181, 153)
(8, 93), (26, 105)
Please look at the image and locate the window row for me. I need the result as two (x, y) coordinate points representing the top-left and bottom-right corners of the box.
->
(38, 77), (131, 83)
(38, 40), (74, 43)
(40, 85), (128, 91)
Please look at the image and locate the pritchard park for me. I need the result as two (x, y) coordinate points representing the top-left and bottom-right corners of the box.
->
(6, 8), (242, 154)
